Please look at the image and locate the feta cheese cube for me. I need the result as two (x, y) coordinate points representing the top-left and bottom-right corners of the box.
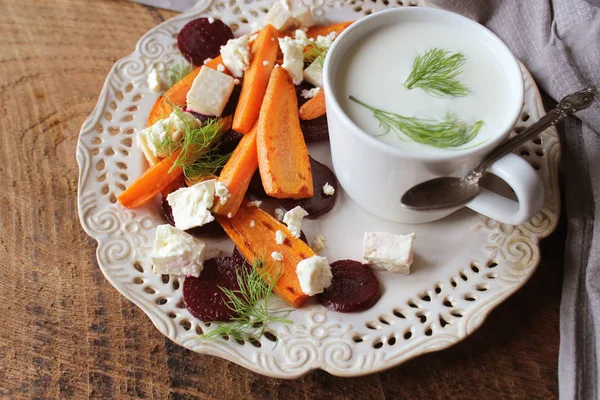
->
(296, 256), (332, 295)
(167, 179), (217, 230)
(137, 111), (197, 164)
(322, 182), (335, 196)
(215, 181), (230, 205)
(186, 67), (235, 116)
(283, 206), (308, 238)
(275, 230), (286, 244)
(303, 59), (323, 88)
(311, 233), (327, 253)
(301, 87), (321, 99)
(264, 0), (314, 31)
(271, 251), (284, 261)
(279, 36), (304, 85)
(362, 232), (416, 274)
(220, 35), (251, 78)
(151, 225), (207, 277)
(147, 67), (165, 92)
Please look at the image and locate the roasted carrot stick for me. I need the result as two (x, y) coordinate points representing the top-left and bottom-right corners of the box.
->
(118, 153), (183, 209)
(305, 21), (354, 40)
(256, 67), (313, 199)
(148, 56), (227, 126)
(299, 90), (326, 120)
(212, 124), (258, 217)
(232, 24), (280, 134)
(216, 204), (313, 307)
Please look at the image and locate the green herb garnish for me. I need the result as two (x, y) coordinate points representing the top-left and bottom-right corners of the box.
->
(303, 42), (329, 71)
(152, 104), (230, 180)
(350, 96), (484, 148)
(199, 258), (293, 342)
(404, 48), (470, 97)
(167, 61), (193, 88)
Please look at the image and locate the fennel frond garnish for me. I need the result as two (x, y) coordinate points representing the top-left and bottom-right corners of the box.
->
(303, 42), (329, 71)
(153, 105), (230, 180)
(199, 259), (293, 342)
(167, 61), (193, 88)
(404, 48), (470, 97)
(350, 96), (484, 149)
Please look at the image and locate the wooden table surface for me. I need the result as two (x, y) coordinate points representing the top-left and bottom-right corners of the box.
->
(0, 0), (564, 398)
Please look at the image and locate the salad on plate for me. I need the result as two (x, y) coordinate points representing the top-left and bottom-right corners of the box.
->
(117, 0), (416, 342)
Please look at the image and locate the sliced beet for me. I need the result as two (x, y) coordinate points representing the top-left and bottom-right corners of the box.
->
(161, 195), (225, 237)
(215, 130), (243, 155)
(183, 256), (245, 322)
(223, 82), (242, 117)
(300, 115), (329, 142)
(281, 157), (338, 218)
(178, 18), (234, 66)
(232, 231), (308, 264)
(317, 260), (381, 313)
(187, 111), (213, 125)
(247, 170), (268, 199)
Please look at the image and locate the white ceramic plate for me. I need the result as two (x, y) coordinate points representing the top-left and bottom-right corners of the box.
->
(76, 0), (560, 378)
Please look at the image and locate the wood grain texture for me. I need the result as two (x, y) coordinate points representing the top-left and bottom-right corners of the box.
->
(0, 0), (562, 398)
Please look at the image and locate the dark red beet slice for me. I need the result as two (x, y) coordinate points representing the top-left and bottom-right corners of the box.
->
(317, 260), (381, 313)
(232, 231), (308, 264)
(187, 110), (213, 125)
(183, 256), (245, 322)
(178, 18), (234, 66)
(161, 195), (225, 237)
(215, 130), (243, 155)
(223, 82), (242, 117)
(300, 115), (329, 142)
(247, 170), (268, 199)
(281, 157), (338, 218)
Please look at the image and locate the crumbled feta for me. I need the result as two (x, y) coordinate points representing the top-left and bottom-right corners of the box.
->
(217, 63), (226, 72)
(215, 181), (230, 205)
(233, 78), (241, 85)
(208, 17), (215, 24)
(279, 36), (304, 84)
(301, 87), (321, 99)
(249, 33), (259, 42)
(311, 233), (327, 253)
(296, 256), (332, 295)
(246, 200), (262, 208)
(323, 182), (335, 196)
(293, 29), (309, 46)
(147, 67), (165, 92)
(250, 220), (256, 227)
(186, 66), (234, 117)
(262, 60), (269, 66)
(220, 35), (251, 78)
(137, 111), (197, 164)
(203, 57), (213, 65)
(271, 251), (284, 261)
(209, 248), (223, 258)
(275, 230), (286, 244)
(151, 225), (207, 277)
(227, 212), (233, 218)
(314, 32), (337, 48)
(283, 206), (308, 238)
(362, 232), (416, 274)
(167, 180), (217, 230)
(303, 60), (323, 88)
(274, 208), (286, 221)
(265, 0), (314, 31)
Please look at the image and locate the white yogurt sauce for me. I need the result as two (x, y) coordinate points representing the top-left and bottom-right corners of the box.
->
(337, 21), (513, 154)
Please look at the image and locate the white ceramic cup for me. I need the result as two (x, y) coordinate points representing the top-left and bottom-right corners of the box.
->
(323, 7), (544, 225)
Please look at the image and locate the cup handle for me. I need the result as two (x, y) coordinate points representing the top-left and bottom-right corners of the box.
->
(466, 153), (544, 225)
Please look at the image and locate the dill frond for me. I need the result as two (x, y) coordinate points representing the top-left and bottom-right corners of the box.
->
(199, 259), (293, 342)
(350, 96), (484, 149)
(167, 61), (193, 88)
(404, 48), (470, 97)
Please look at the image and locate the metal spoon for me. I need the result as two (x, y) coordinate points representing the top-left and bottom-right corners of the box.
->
(401, 87), (596, 211)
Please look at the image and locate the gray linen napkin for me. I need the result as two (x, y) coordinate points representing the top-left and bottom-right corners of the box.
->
(429, 0), (600, 398)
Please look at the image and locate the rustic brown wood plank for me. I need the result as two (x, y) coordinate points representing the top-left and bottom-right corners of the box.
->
(0, 0), (561, 398)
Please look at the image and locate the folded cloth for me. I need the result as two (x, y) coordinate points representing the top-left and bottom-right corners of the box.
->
(429, 0), (600, 398)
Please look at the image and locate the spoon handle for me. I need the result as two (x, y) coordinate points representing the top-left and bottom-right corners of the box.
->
(471, 87), (596, 178)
